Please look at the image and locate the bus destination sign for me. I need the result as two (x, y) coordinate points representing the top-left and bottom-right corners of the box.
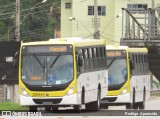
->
(23, 45), (72, 53)
(50, 46), (67, 52)
(106, 50), (126, 58)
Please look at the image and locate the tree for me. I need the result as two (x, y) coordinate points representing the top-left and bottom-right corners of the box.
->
(0, 0), (61, 42)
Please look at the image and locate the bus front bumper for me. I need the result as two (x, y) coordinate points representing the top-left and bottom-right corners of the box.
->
(20, 93), (79, 106)
(100, 93), (131, 104)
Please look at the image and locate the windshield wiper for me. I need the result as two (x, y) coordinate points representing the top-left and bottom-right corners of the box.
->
(50, 53), (61, 68)
(34, 54), (45, 68)
(107, 57), (116, 69)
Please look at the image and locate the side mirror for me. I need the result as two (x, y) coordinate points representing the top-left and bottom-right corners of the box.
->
(130, 60), (135, 70)
(13, 51), (19, 68)
(78, 56), (83, 67)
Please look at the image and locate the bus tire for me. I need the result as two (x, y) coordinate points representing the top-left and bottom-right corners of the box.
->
(132, 88), (138, 109)
(74, 88), (84, 113)
(126, 103), (132, 109)
(82, 87), (85, 104)
(139, 89), (146, 110)
(74, 105), (82, 113)
(29, 106), (37, 112)
(133, 103), (138, 109)
(85, 89), (100, 111)
(52, 107), (58, 111)
(100, 103), (108, 109)
(92, 89), (101, 111)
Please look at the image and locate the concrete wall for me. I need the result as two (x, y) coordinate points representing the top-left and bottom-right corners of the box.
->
(61, 0), (160, 46)
(61, 0), (116, 45)
(61, 0), (72, 37)
(0, 85), (19, 103)
(0, 85), (4, 101)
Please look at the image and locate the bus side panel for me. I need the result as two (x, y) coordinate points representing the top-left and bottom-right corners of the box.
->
(130, 75), (150, 103)
(77, 70), (108, 104)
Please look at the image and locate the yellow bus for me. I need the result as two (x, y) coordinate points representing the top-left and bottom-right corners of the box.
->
(100, 46), (150, 109)
(19, 38), (108, 112)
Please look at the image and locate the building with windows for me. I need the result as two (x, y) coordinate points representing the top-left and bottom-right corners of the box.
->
(61, 0), (160, 46)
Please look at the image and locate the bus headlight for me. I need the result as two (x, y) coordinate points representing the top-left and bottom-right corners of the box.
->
(66, 86), (75, 95)
(121, 87), (128, 95)
(21, 88), (29, 97)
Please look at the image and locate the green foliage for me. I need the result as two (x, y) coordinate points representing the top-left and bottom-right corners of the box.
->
(0, 102), (28, 110)
(152, 80), (160, 89)
(0, 0), (60, 42)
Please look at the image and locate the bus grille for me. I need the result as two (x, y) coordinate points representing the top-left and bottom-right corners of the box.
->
(33, 98), (62, 104)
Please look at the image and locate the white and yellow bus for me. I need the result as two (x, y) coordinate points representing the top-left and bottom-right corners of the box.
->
(100, 46), (150, 109)
(19, 38), (108, 112)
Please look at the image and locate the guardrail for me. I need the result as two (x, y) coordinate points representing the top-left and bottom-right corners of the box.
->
(151, 90), (160, 95)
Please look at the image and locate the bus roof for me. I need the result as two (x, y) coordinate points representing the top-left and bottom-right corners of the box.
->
(106, 45), (148, 53)
(21, 38), (106, 47)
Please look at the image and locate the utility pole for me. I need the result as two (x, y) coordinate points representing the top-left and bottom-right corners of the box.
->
(94, 0), (99, 39)
(152, 0), (154, 8)
(15, 0), (20, 42)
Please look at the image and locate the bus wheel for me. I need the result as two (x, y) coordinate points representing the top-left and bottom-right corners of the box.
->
(95, 90), (100, 111)
(132, 88), (138, 109)
(85, 102), (92, 111)
(126, 103), (132, 109)
(100, 104), (108, 109)
(133, 103), (138, 109)
(29, 106), (37, 112)
(86, 89), (100, 111)
(52, 107), (59, 111)
(74, 105), (82, 113)
(139, 90), (146, 109)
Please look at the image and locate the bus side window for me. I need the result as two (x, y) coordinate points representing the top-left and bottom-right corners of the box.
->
(131, 54), (136, 75)
(103, 47), (106, 67)
(89, 48), (93, 70)
(91, 48), (95, 69)
(145, 54), (149, 73)
(135, 54), (139, 75)
(94, 48), (98, 69)
(129, 56), (135, 71)
(141, 54), (145, 74)
(76, 49), (83, 73)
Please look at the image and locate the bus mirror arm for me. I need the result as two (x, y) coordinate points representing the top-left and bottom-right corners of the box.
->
(13, 51), (19, 68)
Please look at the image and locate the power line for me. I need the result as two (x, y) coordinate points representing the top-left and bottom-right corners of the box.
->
(21, 2), (60, 13)
(0, 2), (15, 9)
(0, 1), (60, 41)
(100, 35), (120, 43)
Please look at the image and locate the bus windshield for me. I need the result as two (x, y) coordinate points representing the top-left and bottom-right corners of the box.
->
(108, 58), (127, 86)
(106, 50), (127, 86)
(22, 54), (73, 86)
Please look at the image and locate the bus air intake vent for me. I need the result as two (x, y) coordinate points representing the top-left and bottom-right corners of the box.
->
(101, 97), (117, 102)
(33, 98), (62, 104)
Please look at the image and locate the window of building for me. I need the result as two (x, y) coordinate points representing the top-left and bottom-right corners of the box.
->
(127, 4), (147, 9)
(127, 4), (147, 14)
(88, 6), (106, 16)
(65, 3), (71, 9)
(98, 6), (106, 16)
(88, 6), (94, 15)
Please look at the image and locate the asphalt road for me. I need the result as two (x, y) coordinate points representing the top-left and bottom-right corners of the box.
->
(1, 96), (160, 119)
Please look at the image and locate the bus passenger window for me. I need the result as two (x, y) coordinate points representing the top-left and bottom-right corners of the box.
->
(129, 57), (135, 70)
(77, 50), (84, 72)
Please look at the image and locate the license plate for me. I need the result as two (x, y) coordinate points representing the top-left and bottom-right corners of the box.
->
(43, 102), (53, 105)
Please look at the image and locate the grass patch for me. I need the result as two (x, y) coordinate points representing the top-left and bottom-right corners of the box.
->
(152, 80), (160, 89)
(0, 102), (28, 110)
(151, 93), (160, 97)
